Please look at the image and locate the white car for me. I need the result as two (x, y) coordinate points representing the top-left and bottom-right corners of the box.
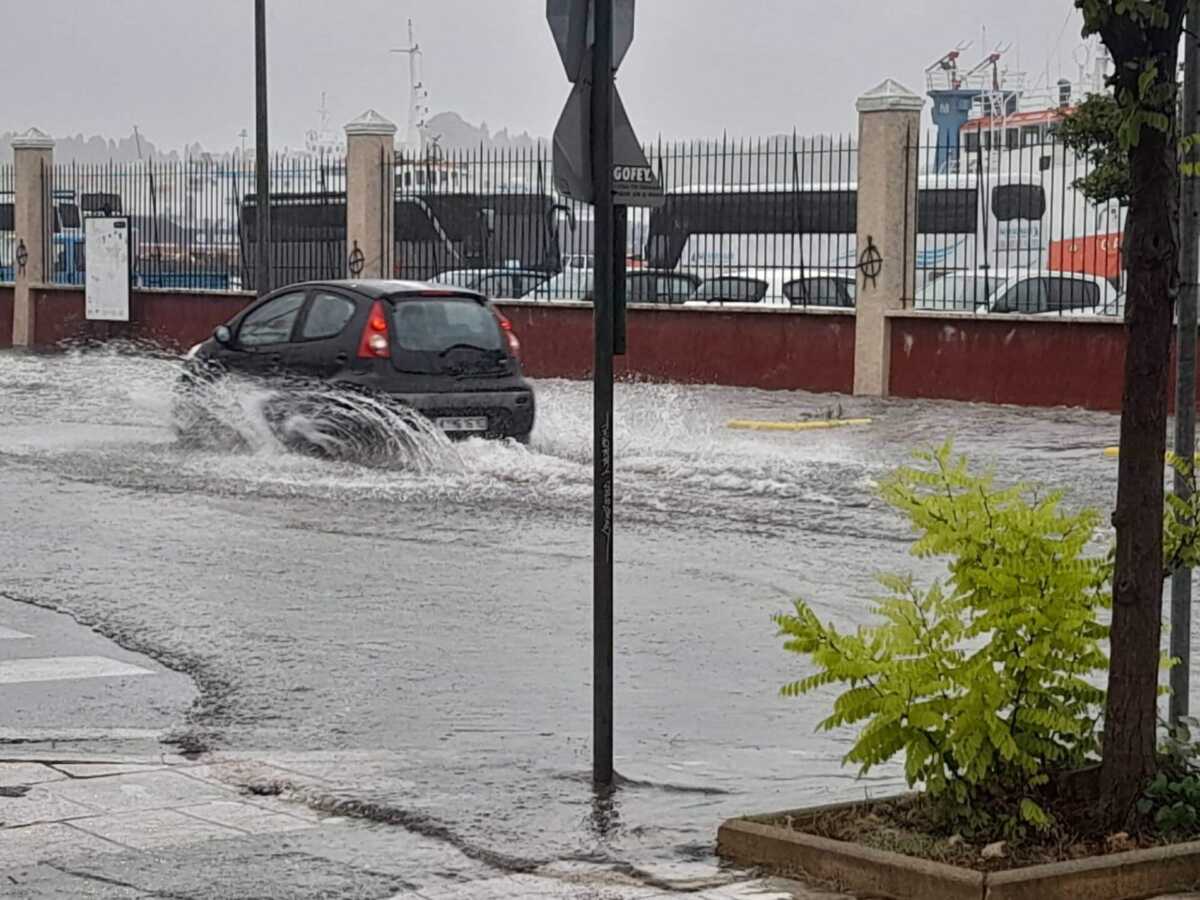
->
(523, 268), (700, 304)
(914, 270), (1123, 318)
(686, 268), (856, 309)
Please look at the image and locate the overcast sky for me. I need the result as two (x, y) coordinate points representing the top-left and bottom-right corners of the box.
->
(2, 1), (1091, 150)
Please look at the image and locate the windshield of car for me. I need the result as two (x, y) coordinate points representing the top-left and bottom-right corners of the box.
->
(529, 270), (593, 300)
(431, 270), (480, 289)
(391, 298), (503, 353)
(691, 277), (769, 303)
(915, 274), (1004, 309)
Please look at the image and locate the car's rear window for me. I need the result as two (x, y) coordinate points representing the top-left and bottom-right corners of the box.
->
(916, 275), (1001, 309)
(692, 277), (768, 303)
(391, 298), (503, 353)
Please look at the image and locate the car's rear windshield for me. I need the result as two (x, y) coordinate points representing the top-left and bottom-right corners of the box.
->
(391, 297), (503, 353)
(916, 275), (1001, 309)
(692, 277), (768, 303)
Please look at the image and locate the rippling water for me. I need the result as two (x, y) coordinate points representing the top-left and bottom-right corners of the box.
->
(0, 345), (1144, 884)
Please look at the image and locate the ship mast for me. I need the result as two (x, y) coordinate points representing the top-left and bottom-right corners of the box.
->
(391, 19), (429, 156)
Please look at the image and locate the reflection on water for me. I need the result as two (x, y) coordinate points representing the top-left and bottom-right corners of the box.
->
(0, 345), (1135, 890)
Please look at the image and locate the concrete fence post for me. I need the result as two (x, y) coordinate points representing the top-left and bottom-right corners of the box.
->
(344, 110), (397, 280)
(852, 80), (923, 397)
(11, 128), (54, 349)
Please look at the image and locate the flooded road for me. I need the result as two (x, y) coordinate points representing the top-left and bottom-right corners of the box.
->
(0, 347), (1152, 890)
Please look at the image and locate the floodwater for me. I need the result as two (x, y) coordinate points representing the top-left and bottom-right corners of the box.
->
(0, 346), (1155, 891)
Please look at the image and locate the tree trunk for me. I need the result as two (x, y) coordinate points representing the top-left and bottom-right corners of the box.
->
(1099, 120), (1180, 824)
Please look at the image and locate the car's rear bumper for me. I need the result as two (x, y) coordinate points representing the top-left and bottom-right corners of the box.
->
(384, 388), (536, 439)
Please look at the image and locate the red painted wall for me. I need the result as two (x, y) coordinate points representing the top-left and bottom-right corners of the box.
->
(32, 287), (252, 350)
(889, 314), (1129, 411)
(19, 288), (856, 395)
(0, 285), (12, 350)
(496, 301), (857, 393)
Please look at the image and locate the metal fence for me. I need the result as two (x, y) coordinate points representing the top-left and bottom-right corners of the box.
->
(906, 132), (1124, 317)
(17, 140), (869, 307)
(0, 165), (15, 283)
(379, 136), (860, 307)
(35, 155), (346, 291)
(5, 133), (1135, 317)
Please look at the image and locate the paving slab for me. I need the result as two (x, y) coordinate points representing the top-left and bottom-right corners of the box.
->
(176, 799), (317, 835)
(51, 762), (169, 779)
(388, 873), (672, 898)
(69, 808), (244, 850)
(0, 822), (126, 869)
(0, 863), (147, 899)
(0, 783), (99, 827)
(0, 762), (67, 787)
(51, 837), (412, 899)
(48, 768), (236, 814)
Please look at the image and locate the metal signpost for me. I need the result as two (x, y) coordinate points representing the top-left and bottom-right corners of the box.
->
(254, 0), (271, 297)
(546, 0), (663, 787)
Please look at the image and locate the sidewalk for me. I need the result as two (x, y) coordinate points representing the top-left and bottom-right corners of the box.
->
(0, 751), (849, 899)
(0, 597), (1196, 899)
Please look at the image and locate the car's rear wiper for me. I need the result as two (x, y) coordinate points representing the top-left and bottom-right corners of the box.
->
(439, 343), (503, 357)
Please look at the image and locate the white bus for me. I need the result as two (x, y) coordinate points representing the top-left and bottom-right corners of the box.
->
(644, 170), (1123, 290)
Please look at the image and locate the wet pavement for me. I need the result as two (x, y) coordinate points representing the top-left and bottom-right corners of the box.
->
(0, 346), (1189, 897)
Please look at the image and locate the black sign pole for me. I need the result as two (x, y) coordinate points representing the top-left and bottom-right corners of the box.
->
(591, 0), (616, 789)
(254, 0), (271, 296)
(613, 204), (627, 355)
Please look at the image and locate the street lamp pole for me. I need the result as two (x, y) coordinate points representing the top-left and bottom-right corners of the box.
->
(254, 0), (272, 296)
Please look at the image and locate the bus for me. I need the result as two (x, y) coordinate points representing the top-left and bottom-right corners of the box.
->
(239, 190), (566, 290)
(644, 170), (1123, 291)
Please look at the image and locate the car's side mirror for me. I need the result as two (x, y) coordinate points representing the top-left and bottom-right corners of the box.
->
(214, 324), (232, 345)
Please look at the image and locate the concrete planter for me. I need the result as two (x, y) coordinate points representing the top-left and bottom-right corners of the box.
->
(717, 797), (1200, 900)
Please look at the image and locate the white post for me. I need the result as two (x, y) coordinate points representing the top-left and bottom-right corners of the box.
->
(344, 110), (397, 279)
(11, 128), (54, 348)
(852, 80), (923, 397)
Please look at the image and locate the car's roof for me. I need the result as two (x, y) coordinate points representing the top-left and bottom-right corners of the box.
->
(935, 269), (1109, 283)
(435, 267), (547, 277)
(287, 279), (485, 299)
(700, 268), (853, 280)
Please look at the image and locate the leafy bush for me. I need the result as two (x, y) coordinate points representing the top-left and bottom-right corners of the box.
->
(1139, 771), (1200, 836)
(775, 442), (1111, 837)
(1141, 716), (1200, 838)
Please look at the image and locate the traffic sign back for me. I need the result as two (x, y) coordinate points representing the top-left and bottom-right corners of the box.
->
(552, 81), (663, 207)
(546, 0), (634, 82)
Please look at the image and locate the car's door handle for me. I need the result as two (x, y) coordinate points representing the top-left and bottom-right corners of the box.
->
(268, 353), (282, 366)
(334, 352), (349, 365)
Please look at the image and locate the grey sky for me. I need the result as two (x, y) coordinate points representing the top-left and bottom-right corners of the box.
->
(2, 1), (1088, 151)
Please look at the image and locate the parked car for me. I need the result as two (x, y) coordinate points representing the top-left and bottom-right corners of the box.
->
(431, 267), (551, 299)
(914, 271), (1123, 318)
(174, 279), (534, 443)
(686, 268), (857, 308)
(524, 268), (700, 304)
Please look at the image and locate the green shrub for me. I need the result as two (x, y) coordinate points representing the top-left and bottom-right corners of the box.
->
(775, 442), (1111, 838)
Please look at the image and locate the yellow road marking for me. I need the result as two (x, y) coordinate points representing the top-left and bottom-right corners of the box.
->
(727, 417), (873, 432)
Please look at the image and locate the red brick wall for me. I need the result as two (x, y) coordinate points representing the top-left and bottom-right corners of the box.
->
(17, 286), (1185, 413)
(32, 286), (253, 350)
(888, 313), (1129, 411)
(496, 301), (857, 393)
(0, 285), (12, 350)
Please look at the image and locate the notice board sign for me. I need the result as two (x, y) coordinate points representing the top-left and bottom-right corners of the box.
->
(85, 217), (130, 322)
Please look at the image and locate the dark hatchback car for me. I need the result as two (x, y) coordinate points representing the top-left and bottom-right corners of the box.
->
(176, 279), (535, 442)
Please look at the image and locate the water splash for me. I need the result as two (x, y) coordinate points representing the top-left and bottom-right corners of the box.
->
(173, 372), (459, 474)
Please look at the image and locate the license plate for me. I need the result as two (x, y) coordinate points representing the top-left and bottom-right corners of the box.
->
(437, 416), (488, 433)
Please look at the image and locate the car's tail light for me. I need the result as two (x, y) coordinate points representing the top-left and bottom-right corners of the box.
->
(357, 300), (390, 359)
(494, 309), (521, 361)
